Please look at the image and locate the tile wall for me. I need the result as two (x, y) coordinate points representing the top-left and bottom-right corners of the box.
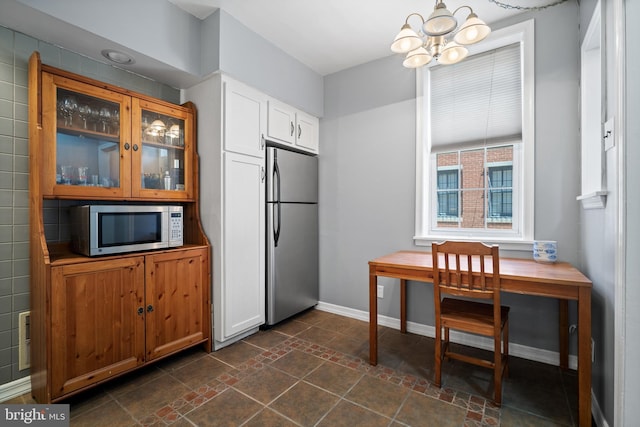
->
(0, 25), (180, 387)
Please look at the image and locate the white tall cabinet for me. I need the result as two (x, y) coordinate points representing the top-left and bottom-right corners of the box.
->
(184, 75), (267, 349)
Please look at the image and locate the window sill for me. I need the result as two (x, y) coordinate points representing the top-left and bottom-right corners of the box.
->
(576, 191), (607, 209)
(414, 235), (534, 251)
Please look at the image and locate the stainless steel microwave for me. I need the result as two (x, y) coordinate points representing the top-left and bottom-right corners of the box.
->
(70, 205), (183, 256)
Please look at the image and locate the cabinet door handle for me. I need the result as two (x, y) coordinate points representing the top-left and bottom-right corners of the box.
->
(261, 166), (265, 182)
(124, 142), (130, 150)
(137, 307), (144, 315)
(261, 133), (265, 150)
(298, 124), (302, 139)
(290, 121), (294, 136)
(146, 304), (154, 313)
(133, 144), (139, 151)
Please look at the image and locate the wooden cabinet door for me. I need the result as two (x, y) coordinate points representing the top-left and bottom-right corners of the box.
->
(41, 72), (132, 199)
(145, 248), (209, 361)
(50, 257), (145, 399)
(217, 152), (265, 341)
(131, 98), (194, 199)
(224, 78), (267, 158)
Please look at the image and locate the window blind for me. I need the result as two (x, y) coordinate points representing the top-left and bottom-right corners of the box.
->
(429, 43), (522, 152)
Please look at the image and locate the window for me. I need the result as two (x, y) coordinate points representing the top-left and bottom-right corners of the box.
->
(415, 20), (534, 248)
(488, 164), (513, 220)
(436, 168), (459, 221)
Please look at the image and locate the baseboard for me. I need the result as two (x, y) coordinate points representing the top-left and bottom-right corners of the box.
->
(0, 376), (31, 403)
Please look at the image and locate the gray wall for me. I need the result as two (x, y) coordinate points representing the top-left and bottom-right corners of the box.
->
(0, 24), (179, 386)
(320, 2), (581, 353)
(214, 10), (324, 117)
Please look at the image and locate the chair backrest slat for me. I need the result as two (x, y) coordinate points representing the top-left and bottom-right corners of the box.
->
(432, 241), (500, 301)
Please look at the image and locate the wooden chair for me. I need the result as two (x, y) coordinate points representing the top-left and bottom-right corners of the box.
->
(431, 241), (509, 405)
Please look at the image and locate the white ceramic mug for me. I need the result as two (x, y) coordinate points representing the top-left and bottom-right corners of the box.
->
(533, 240), (558, 263)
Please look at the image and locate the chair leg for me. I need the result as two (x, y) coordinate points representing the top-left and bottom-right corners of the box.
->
(444, 327), (450, 360)
(434, 321), (442, 387)
(494, 333), (502, 406)
(504, 319), (509, 378)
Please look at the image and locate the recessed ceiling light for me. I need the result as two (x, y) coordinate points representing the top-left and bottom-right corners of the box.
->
(101, 49), (135, 65)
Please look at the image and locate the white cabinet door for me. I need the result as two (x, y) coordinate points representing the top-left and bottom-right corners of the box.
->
(267, 100), (296, 145)
(295, 111), (319, 153)
(220, 152), (265, 340)
(224, 79), (266, 158)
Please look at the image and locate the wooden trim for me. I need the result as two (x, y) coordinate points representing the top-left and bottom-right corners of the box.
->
(29, 51), (52, 404)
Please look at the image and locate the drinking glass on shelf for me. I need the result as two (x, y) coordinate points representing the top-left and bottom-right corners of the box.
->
(61, 165), (73, 185)
(62, 96), (78, 127)
(77, 104), (91, 129)
(90, 106), (101, 131)
(111, 108), (120, 136)
(99, 107), (111, 133)
(77, 166), (89, 185)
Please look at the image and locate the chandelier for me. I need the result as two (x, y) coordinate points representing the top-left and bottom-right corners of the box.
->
(391, 0), (491, 68)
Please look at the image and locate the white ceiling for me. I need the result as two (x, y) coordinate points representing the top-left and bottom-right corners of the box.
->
(167, 0), (528, 76)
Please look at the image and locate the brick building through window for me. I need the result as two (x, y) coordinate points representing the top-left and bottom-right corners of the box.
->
(436, 145), (513, 230)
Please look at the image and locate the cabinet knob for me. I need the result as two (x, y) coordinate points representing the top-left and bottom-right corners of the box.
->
(133, 144), (139, 151)
(137, 307), (144, 315)
(147, 304), (154, 313)
(124, 142), (130, 150)
(290, 121), (294, 136)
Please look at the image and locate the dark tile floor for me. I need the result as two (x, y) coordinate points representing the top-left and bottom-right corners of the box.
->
(5, 309), (580, 426)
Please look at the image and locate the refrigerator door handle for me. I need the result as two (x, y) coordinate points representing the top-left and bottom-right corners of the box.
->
(273, 157), (281, 247)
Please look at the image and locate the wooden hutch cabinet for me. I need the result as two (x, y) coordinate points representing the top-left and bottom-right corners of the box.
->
(28, 52), (211, 403)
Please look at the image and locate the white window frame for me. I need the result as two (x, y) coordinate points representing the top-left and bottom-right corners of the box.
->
(414, 20), (535, 250)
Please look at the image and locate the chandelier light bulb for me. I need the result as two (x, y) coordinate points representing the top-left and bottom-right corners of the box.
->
(438, 42), (468, 65)
(391, 24), (423, 53)
(423, 2), (457, 36)
(402, 47), (433, 68)
(454, 13), (491, 45)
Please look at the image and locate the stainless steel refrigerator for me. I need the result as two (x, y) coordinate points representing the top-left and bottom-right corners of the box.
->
(266, 146), (319, 325)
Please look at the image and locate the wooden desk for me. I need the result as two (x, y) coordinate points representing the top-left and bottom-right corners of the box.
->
(368, 250), (592, 427)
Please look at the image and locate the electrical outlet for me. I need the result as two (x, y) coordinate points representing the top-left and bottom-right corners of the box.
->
(377, 285), (384, 299)
(19, 311), (31, 371)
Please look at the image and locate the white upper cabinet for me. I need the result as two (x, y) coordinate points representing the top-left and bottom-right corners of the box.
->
(267, 99), (319, 154)
(224, 79), (267, 158)
(295, 110), (319, 153)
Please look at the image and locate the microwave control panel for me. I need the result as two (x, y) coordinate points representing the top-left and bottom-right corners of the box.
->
(169, 208), (184, 247)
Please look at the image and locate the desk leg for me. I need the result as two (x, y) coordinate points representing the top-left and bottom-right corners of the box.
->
(400, 279), (407, 333)
(369, 266), (378, 366)
(559, 299), (569, 370)
(577, 287), (592, 427)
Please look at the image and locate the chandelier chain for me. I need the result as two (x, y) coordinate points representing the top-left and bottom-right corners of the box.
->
(488, 0), (569, 11)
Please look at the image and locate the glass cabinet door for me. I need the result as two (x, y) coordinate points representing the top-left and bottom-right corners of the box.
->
(132, 99), (192, 199)
(42, 73), (131, 198)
